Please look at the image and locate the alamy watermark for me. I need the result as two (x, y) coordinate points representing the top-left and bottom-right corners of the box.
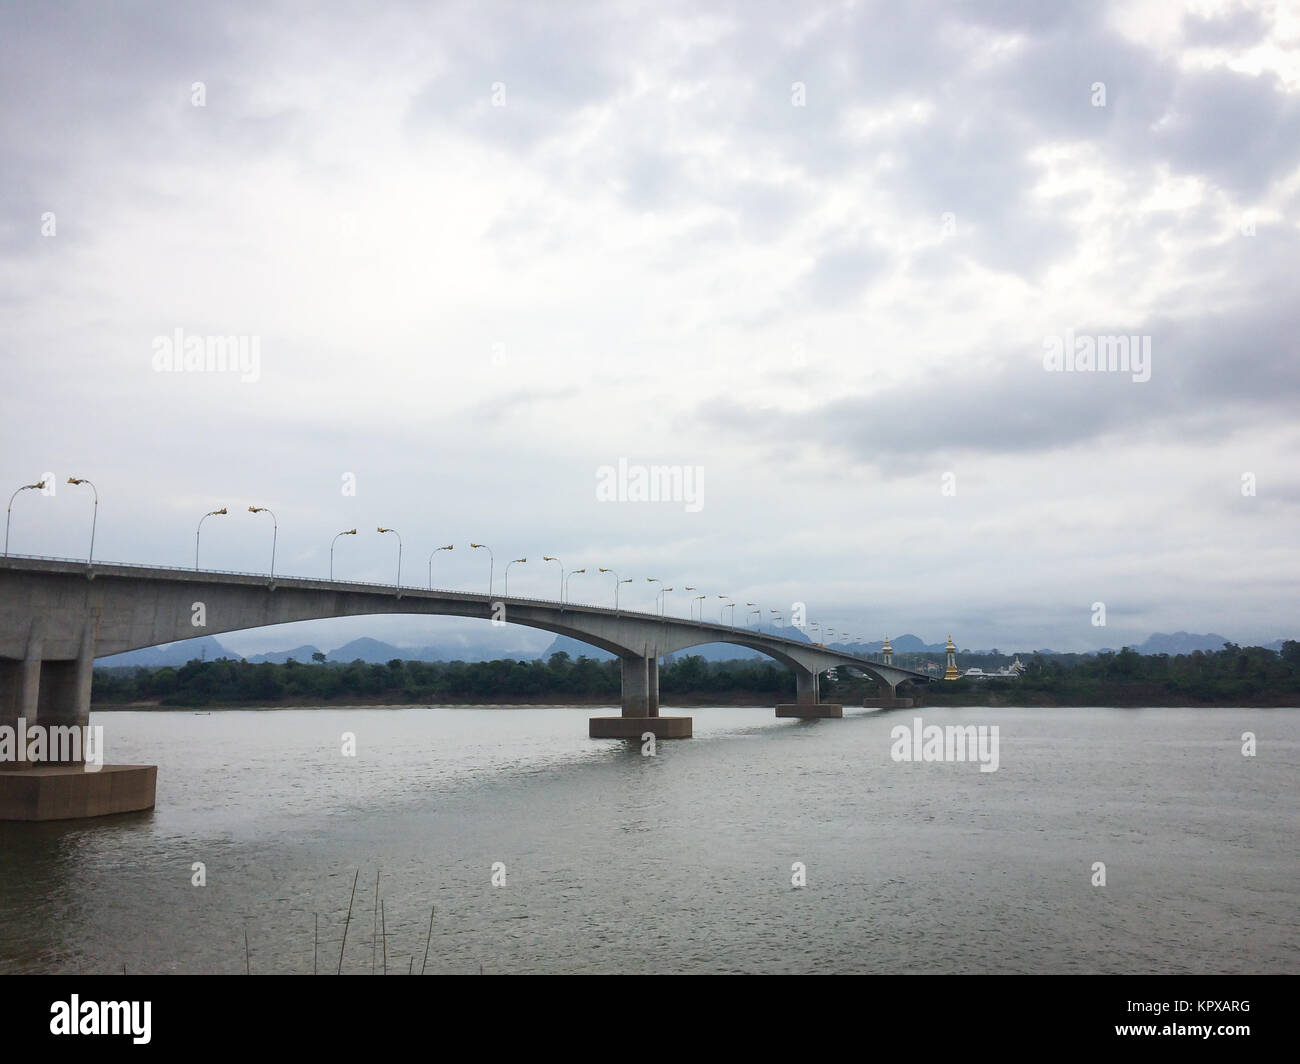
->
(595, 459), (704, 513)
(50, 996), (150, 1044)
(0, 718), (104, 771)
(1043, 331), (1151, 383)
(151, 328), (261, 382)
(890, 716), (999, 772)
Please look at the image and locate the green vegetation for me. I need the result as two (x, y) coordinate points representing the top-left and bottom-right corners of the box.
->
(868, 642), (1300, 706)
(91, 651), (795, 707)
(91, 641), (1300, 708)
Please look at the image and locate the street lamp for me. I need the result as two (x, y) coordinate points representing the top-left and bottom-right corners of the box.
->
(195, 507), (227, 569)
(657, 586), (674, 617)
(542, 556), (561, 601)
(66, 477), (98, 564)
(427, 545), (453, 590)
(646, 577), (662, 613)
(471, 543), (494, 596)
(691, 594), (706, 621)
(718, 595), (735, 625)
(4, 480), (46, 557)
(565, 568), (586, 603)
(810, 621), (822, 645)
(769, 610), (783, 630)
(598, 569), (633, 611)
(248, 506), (277, 578)
(745, 602), (759, 630)
(330, 529), (356, 580)
(504, 557), (527, 597)
(377, 527), (402, 585)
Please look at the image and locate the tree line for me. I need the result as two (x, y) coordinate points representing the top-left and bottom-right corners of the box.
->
(91, 651), (796, 707)
(90, 641), (1300, 708)
(900, 642), (1300, 706)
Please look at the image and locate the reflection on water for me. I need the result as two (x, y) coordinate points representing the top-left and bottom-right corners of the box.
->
(1, 706), (1296, 973)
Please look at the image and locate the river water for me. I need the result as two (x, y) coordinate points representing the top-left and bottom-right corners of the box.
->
(0, 705), (1295, 974)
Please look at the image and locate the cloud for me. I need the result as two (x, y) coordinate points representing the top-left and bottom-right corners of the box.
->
(2, 0), (1298, 651)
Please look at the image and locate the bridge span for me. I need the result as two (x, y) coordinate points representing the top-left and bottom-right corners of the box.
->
(0, 555), (927, 819)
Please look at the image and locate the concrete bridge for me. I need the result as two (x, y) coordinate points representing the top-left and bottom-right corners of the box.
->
(0, 555), (927, 818)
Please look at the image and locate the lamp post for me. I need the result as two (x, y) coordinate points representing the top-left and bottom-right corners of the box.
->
(769, 610), (783, 630)
(471, 543), (494, 596)
(745, 602), (759, 630)
(565, 568), (586, 603)
(195, 507), (228, 569)
(598, 568), (632, 611)
(248, 506), (277, 578)
(646, 577), (663, 615)
(377, 527), (402, 585)
(718, 595), (735, 625)
(66, 477), (98, 564)
(427, 545), (453, 590)
(657, 586), (674, 617)
(691, 594), (706, 622)
(4, 480), (46, 557)
(330, 529), (356, 580)
(810, 621), (822, 645)
(542, 556), (561, 601)
(504, 557), (526, 597)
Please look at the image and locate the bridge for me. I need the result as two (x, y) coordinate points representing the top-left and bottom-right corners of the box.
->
(0, 554), (928, 819)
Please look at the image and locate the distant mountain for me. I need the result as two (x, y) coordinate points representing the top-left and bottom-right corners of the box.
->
(244, 645), (323, 664)
(538, 636), (615, 661)
(96, 635), (233, 667)
(663, 643), (763, 663)
(324, 636), (537, 664)
(851, 634), (947, 654)
(327, 637), (413, 663)
(541, 635), (763, 663)
(1134, 632), (1232, 655)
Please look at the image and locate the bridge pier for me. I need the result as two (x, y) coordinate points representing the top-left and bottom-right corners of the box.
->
(775, 666), (842, 719)
(589, 654), (691, 739)
(0, 618), (156, 821)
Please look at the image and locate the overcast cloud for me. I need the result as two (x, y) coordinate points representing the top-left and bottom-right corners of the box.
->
(2, 0), (1297, 655)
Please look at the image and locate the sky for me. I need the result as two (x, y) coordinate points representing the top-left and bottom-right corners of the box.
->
(1, 0), (1297, 656)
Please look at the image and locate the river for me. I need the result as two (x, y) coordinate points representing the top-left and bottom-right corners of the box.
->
(1, 705), (1295, 973)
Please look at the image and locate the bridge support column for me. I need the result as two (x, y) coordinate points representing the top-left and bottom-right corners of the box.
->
(589, 654), (691, 739)
(775, 666), (842, 719)
(0, 623), (45, 770)
(0, 618), (157, 821)
(646, 655), (659, 716)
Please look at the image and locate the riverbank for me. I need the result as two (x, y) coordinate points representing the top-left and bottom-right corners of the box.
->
(92, 691), (787, 710)
(93, 693), (1300, 710)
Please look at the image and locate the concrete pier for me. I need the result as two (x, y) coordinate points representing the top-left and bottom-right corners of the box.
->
(0, 764), (157, 821)
(588, 716), (693, 739)
(773, 664), (842, 718)
(589, 653), (692, 739)
(775, 702), (842, 718)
